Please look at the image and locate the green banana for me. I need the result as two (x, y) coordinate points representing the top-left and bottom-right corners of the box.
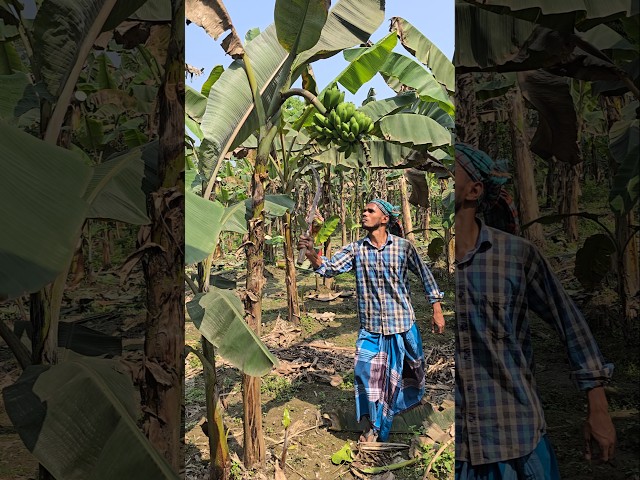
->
(313, 112), (327, 126)
(339, 123), (351, 141)
(329, 110), (341, 128)
(349, 116), (360, 136)
(344, 144), (354, 158)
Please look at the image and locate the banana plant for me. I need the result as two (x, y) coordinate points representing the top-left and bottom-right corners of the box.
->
(187, 0), (389, 468)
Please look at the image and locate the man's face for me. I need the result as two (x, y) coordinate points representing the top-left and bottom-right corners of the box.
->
(455, 161), (483, 214)
(362, 203), (389, 231)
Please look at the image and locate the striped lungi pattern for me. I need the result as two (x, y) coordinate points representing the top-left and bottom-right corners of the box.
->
(354, 322), (425, 441)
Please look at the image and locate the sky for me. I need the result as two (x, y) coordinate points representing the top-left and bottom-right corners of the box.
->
(185, 0), (454, 106)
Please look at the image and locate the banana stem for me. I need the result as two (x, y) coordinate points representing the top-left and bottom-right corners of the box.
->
(282, 88), (327, 114)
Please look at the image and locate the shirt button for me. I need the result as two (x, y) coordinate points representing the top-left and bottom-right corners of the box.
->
(457, 292), (464, 299)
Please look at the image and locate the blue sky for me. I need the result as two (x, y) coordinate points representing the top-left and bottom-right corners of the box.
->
(186, 0), (454, 106)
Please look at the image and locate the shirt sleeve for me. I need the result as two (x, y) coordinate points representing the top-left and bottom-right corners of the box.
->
(314, 243), (355, 278)
(525, 245), (614, 390)
(407, 243), (444, 304)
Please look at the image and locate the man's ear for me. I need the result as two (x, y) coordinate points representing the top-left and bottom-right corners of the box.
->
(466, 181), (484, 202)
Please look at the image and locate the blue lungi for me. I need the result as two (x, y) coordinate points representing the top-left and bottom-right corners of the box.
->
(354, 323), (425, 441)
(456, 435), (561, 480)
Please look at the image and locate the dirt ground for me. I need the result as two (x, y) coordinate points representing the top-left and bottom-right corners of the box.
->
(185, 245), (456, 480)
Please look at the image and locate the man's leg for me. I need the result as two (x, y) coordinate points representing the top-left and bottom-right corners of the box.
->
(354, 329), (386, 442)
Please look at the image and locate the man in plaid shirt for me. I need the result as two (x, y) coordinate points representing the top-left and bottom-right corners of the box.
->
(455, 143), (616, 479)
(298, 198), (445, 442)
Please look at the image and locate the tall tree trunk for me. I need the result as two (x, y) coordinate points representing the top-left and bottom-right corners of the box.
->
(399, 173), (415, 242)
(241, 124), (278, 467)
(556, 162), (582, 242)
(340, 172), (347, 246)
(322, 165), (334, 290)
(140, 2), (184, 473)
(508, 88), (545, 246)
(617, 210), (640, 323)
(602, 96), (638, 322)
(422, 205), (431, 242)
(283, 211), (301, 324)
(456, 73), (479, 147)
(353, 173), (361, 241)
(202, 338), (229, 480)
(440, 179), (455, 273)
(543, 159), (555, 208)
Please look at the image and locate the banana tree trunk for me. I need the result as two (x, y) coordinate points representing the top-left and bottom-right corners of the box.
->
(283, 211), (301, 325)
(241, 121), (278, 466)
(340, 172), (347, 246)
(202, 338), (229, 479)
(322, 165), (333, 290)
(617, 209), (640, 323)
(456, 73), (479, 147)
(556, 162), (582, 242)
(354, 172), (361, 241)
(140, 2), (184, 472)
(399, 173), (415, 242)
(422, 205), (430, 242)
(508, 88), (545, 247)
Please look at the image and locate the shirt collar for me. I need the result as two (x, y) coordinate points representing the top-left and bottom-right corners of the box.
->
(363, 232), (394, 249)
(457, 217), (493, 265)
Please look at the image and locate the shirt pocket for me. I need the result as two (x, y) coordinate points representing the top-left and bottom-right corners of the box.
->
(480, 293), (515, 340)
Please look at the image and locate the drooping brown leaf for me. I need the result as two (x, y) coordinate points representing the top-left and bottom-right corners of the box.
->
(517, 70), (580, 164)
(185, 0), (244, 57)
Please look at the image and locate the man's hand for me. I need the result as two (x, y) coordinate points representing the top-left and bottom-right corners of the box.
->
(431, 302), (445, 334)
(584, 386), (616, 462)
(297, 233), (322, 269)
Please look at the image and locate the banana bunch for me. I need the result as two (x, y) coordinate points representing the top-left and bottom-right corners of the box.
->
(320, 86), (344, 111)
(309, 95), (374, 158)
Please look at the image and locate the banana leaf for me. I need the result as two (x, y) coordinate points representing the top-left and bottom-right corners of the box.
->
(185, 191), (226, 265)
(0, 122), (91, 300)
(186, 288), (278, 377)
(390, 17), (455, 92)
(378, 113), (452, 150)
(333, 31), (397, 94)
(3, 357), (178, 479)
(86, 141), (160, 224)
(275, 0), (328, 55)
(461, 0), (638, 32)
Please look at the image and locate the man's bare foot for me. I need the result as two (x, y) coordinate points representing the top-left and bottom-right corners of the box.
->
(359, 428), (378, 443)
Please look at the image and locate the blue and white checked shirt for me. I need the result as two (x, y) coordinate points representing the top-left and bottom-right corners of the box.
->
(456, 220), (614, 465)
(314, 234), (444, 335)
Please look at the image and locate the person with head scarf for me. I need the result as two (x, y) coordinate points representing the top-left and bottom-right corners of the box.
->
(298, 198), (445, 443)
(454, 143), (616, 479)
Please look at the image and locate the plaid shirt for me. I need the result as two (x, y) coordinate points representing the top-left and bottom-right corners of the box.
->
(314, 234), (443, 334)
(455, 220), (614, 465)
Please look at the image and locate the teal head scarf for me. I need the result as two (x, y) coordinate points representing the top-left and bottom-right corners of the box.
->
(455, 143), (510, 211)
(369, 199), (400, 219)
(369, 198), (403, 236)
